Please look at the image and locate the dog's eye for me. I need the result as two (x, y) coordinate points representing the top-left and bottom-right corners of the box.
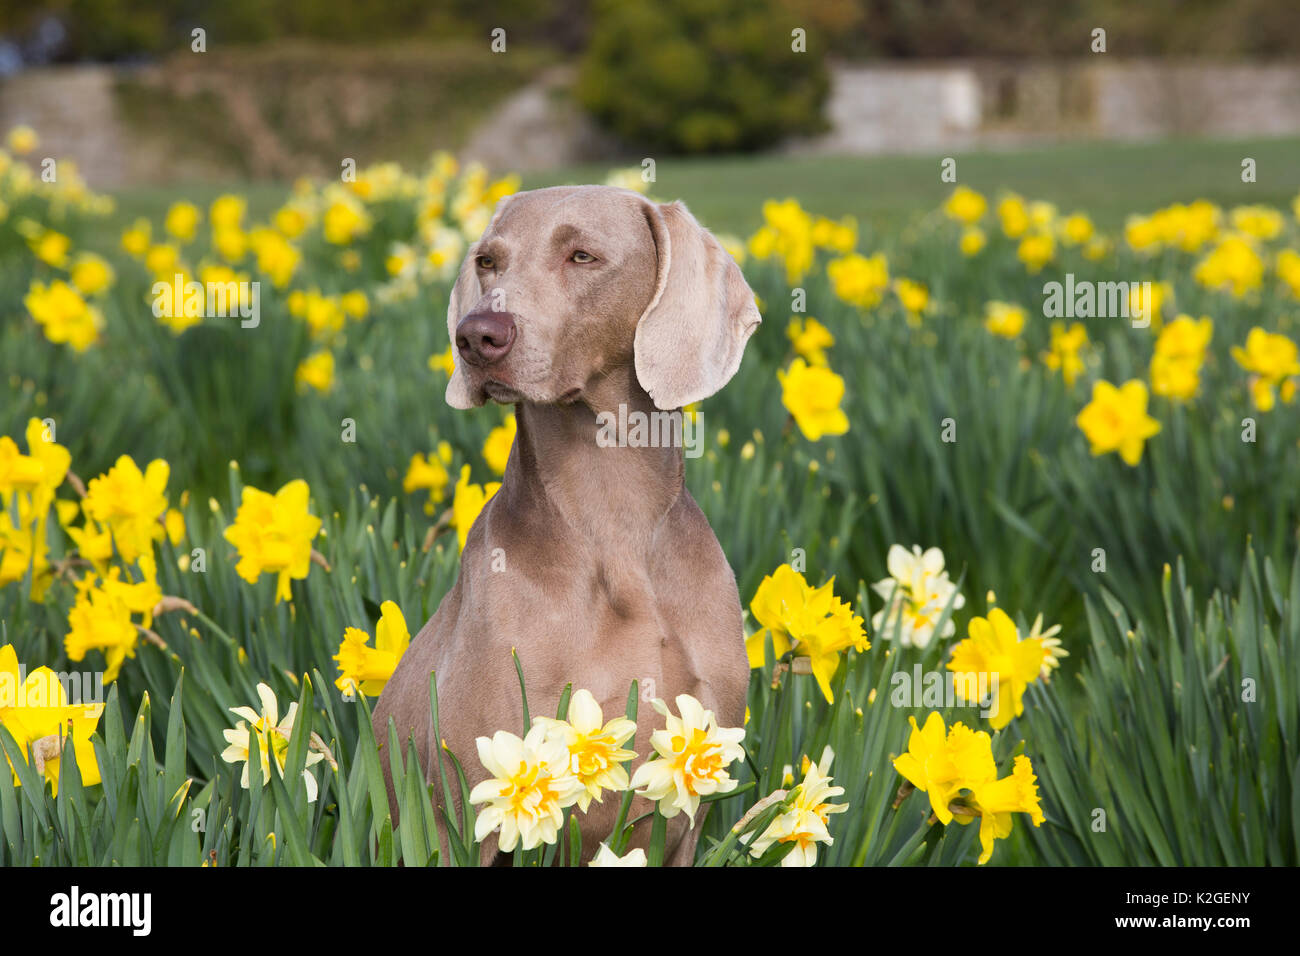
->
(570, 250), (596, 264)
(475, 255), (495, 270)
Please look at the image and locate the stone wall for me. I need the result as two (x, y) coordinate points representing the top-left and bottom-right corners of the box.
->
(2, 57), (1298, 186)
(790, 59), (1300, 156)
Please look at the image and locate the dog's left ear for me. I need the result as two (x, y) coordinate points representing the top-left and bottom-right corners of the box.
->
(635, 199), (762, 410)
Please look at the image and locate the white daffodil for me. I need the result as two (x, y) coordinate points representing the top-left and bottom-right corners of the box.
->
(748, 747), (847, 867)
(221, 682), (324, 802)
(533, 689), (636, 812)
(630, 694), (745, 826)
(470, 722), (585, 852)
(871, 544), (965, 648)
(589, 843), (647, 867)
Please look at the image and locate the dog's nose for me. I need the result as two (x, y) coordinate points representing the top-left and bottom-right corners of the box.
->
(456, 311), (517, 366)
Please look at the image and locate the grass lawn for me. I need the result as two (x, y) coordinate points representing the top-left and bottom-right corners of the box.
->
(106, 134), (1300, 242)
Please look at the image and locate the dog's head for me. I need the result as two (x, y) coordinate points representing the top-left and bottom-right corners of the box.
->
(445, 185), (761, 411)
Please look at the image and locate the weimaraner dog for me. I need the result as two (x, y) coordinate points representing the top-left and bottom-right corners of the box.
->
(373, 185), (762, 865)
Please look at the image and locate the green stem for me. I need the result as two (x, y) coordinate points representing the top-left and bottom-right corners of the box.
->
(189, 608), (238, 649)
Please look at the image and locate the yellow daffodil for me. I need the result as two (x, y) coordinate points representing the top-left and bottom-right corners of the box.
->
(6, 125), (38, 155)
(893, 712), (988, 825)
(482, 414), (517, 475)
(1278, 249), (1300, 298)
(953, 754), (1045, 865)
(212, 227), (248, 263)
(294, 351), (335, 393)
(295, 288), (345, 338)
(222, 479), (322, 602)
(0, 645), (103, 793)
(747, 198), (816, 284)
(164, 201), (201, 243)
(892, 711), (1043, 864)
(826, 252), (889, 309)
(28, 228), (70, 268)
(777, 358), (849, 441)
(1129, 280), (1172, 331)
(1041, 321), (1088, 387)
(248, 228), (300, 289)
(1194, 235), (1264, 297)
(630, 694), (745, 825)
(210, 194), (246, 230)
(787, 316), (835, 366)
(997, 194), (1029, 238)
(1075, 379), (1161, 465)
(747, 563), (869, 702)
(23, 279), (103, 351)
(947, 607), (1046, 729)
(960, 228), (986, 256)
(144, 242), (181, 278)
(450, 465), (500, 552)
(403, 443), (453, 512)
(69, 253), (115, 297)
(1125, 200), (1220, 254)
(428, 345), (456, 376)
(1016, 232), (1055, 273)
(81, 455), (171, 563)
(983, 300), (1026, 339)
(0, 497), (53, 598)
(340, 290), (369, 320)
(1027, 613), (1068, 682)
(0, 417), (70, 505)
(274, 205), (309, 238)
(894, 278), (930, 320)
(1060, 212), (1094, 245)
(64, 565), (162, 683)
(1150, 315), (1213, 401)
(121, 218), (151, 257)
(322, 196), (372, 245)
(333, 600), (411, 696)
(1230, 205), (1283, 240)
(943, 186), (986, 225)
(1232, 327), (1300, 412)
(810, 215), (857, 254)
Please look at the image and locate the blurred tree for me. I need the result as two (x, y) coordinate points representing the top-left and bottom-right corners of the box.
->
(577, 0), (829, 154)
(3, 0), (1299, 62)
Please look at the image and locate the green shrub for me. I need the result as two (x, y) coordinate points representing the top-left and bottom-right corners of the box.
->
(576, 0), (829, 154)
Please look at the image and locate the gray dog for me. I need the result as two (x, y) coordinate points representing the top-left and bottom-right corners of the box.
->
(374, 185), (762, 865)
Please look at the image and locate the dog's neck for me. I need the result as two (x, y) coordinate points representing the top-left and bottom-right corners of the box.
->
(503, 365), (687, 545)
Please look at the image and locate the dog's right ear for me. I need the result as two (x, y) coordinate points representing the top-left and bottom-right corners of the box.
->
(445, 195), (515, 410)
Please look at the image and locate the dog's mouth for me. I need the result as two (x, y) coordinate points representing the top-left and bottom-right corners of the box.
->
(483, 380), (524, 404)
(558, 387), (584, 405)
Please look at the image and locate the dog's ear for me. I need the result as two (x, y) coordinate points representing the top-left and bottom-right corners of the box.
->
(445, 195), (516, 410)
(634, 199), (762, 411)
